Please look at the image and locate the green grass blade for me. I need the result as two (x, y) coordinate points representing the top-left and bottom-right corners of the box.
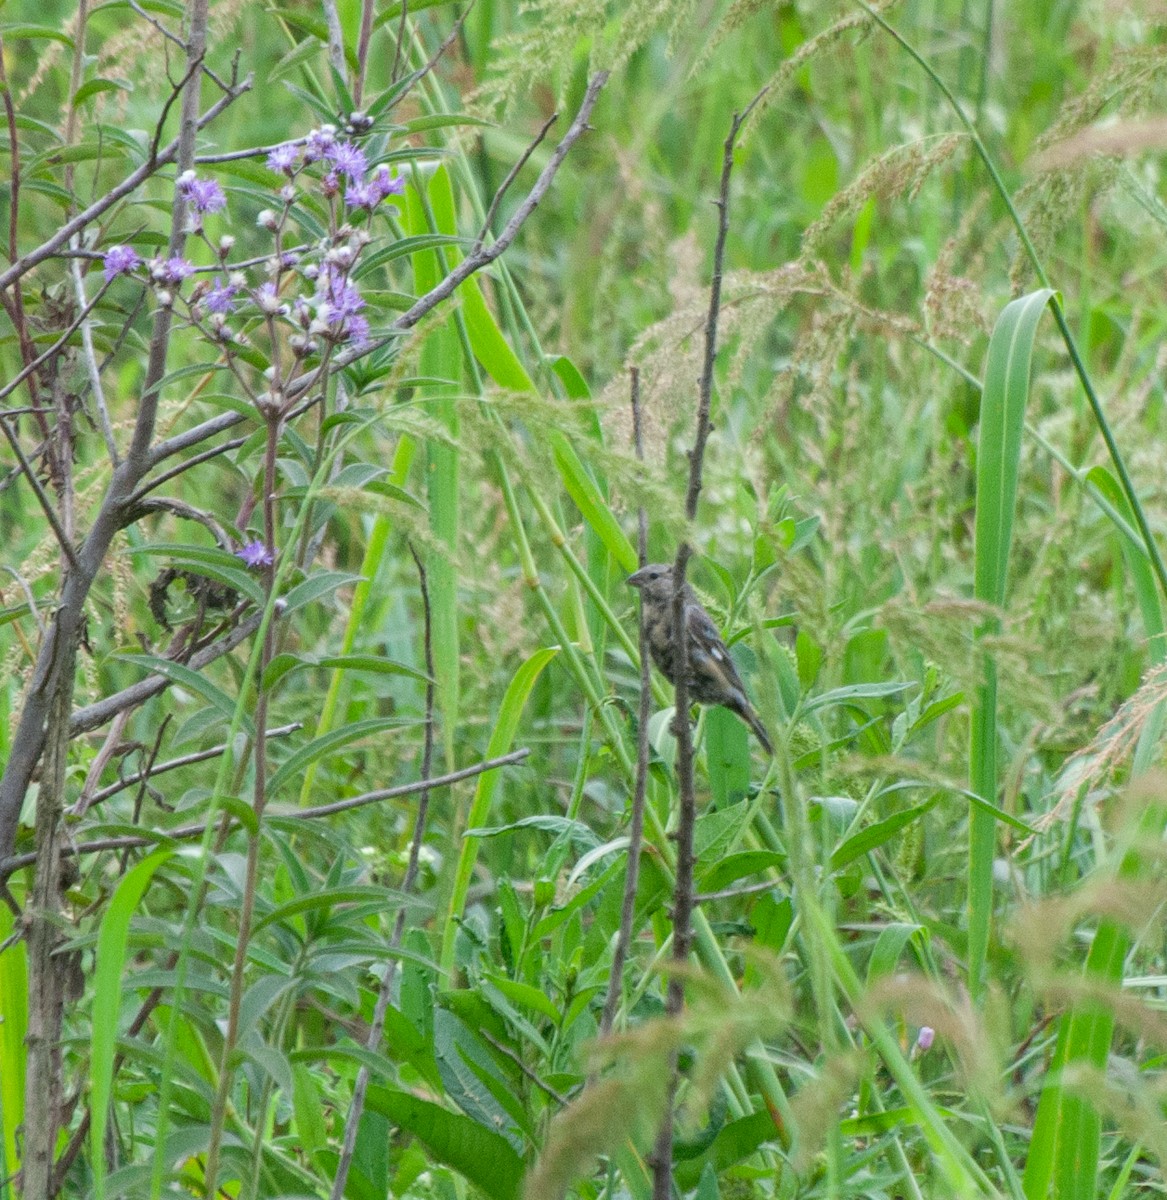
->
(969, 288), (1055, 999)
(1023, 467), (1167, 1200)
(440, 647), (559, 973)
(91, 851), (174, 1200)
(406, 166), (463, 766)
(0, 900), (27, 1192)
(298, 437), (413, 804)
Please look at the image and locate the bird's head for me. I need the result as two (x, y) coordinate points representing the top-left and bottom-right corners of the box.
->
(627, 563), (676, 603)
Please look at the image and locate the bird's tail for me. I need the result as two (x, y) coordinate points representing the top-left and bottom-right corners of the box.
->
(740, 702), (773, 756)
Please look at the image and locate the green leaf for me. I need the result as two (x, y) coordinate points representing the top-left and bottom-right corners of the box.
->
(830, 800), (935, 872)
(402, 113), (496, 134)
(73, 77), (132, 107)
(803, 681), (914, 714)
(464, 814), (599, 851)
(866, 923), (926, 983)
(282, 570), (365, 614)
(366, 1086), (524, 1200)
(267, 716), (414, 796)
(0, 24), (74, 45)
(118, 654), (254, 736)
(253, 885), (417, 934)
(132, 543), (266, 606)
(91, 852), (174, 1200)
(970, 288), (1057, 1002)
(441, 648), (558, 972)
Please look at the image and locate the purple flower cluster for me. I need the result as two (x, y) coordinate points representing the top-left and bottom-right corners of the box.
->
(312, 261), (369, 349)
(177, 171), (227, 216)
(203, 276), (238, 314)
(235, 540), (274, 569)
(265, 126), (404, 214)
(102, 244), (141, 283)
(149, 255), (195, 287)
(346, 166), (406, 212)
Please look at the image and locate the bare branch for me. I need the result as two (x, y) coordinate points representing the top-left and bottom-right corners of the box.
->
(0, 750), (530, 875)
(655, 96), (756, 1200)
(0, 415), (80, 571)
(474, 111), (559, 253)
(82, 723), (302, 811)
(0, 78), (251, 295)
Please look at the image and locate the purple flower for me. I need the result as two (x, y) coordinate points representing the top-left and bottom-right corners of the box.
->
(344, 181), (379, 211)
(102, 245), (141, 283)
(315, 267), (365, 321)
(266, 143), (300, 175)
(177, 171), (226, 215)
(149, 256), (195, 287)
(253, 280), (287, 316)
(348, 167), (406, 211)
(236, 540), (274, 569)
(203, 276), (238, 314)
(303, 125), (338, 163)
(312, 265), (369, 345)
(371, 165), (405, 200)
(915, 1026), (934, 1053)
(330, 141), (367, 181)
(343, 313), (370, 349)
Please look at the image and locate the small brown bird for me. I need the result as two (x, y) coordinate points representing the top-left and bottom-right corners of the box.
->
(628, 563), (773, 755)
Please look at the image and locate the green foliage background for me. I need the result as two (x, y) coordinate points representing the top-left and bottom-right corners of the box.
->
(3, 1), (1167, 1197)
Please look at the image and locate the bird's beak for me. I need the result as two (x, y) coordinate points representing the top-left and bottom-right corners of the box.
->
(626, 568), (647, 588)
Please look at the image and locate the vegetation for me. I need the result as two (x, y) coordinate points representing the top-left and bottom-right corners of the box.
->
(2, 1), (1167, 1197)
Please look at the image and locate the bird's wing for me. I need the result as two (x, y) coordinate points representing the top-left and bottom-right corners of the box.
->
(685, 603), (749, 695)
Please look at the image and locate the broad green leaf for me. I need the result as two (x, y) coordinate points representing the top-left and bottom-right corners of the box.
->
(366, 1085), (524, 1200)
(119, 654), (254, 736)
(830, 800), (935, 871)
(970, 287), (1055, 1004)
(282, 570), (365, 614)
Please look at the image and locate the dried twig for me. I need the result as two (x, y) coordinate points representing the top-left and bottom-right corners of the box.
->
(600, 367), (652, 1039)
(474, 111), (559, 252)
(653, 94), (759, 1200)
(0, 750), (529, 877)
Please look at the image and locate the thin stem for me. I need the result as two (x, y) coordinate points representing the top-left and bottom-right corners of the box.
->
(203, 411), (280, 1194)
(600, 367), (651, 1039)
(328, 544), (436, 1200)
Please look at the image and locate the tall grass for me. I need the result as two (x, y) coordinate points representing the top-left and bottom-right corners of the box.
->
(2, 2), (1167, 1198)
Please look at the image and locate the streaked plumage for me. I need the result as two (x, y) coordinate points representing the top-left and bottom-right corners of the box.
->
(627, 563), (772, 755)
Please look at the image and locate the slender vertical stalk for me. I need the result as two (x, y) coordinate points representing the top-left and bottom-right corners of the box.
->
(329, 545), (436, 1200)
(600, 368), (651, 1039)
(202, 410), (280, 1195)
(652, 93), (764, 1200)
